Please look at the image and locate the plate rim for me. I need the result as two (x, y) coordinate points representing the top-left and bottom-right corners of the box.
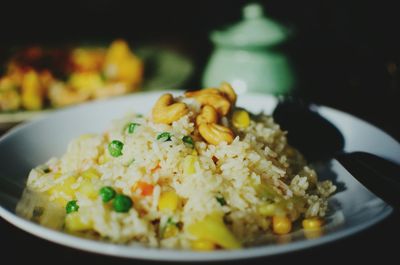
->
(0, 90), (397, 261)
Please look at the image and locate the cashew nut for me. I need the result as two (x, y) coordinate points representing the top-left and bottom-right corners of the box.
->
(185, 83), (237, 116)
(152, 93), (188, 124)
(219, 82), (236, 104)
(196, 105), (218, 125)
(198, 123), (234, 145)
(186, 92), (231, 116)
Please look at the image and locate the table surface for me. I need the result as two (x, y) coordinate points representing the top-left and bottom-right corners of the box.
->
(1, 1), (400, 263)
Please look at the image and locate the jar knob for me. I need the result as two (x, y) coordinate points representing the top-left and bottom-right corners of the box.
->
(243, 3), (264, 20)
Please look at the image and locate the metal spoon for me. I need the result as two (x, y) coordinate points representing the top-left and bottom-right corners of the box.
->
(272, 97), (400, 207)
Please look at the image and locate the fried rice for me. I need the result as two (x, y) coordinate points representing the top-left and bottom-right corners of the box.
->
(17, 85), (336, 250)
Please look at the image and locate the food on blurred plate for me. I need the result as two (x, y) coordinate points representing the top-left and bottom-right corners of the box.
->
(0, 39), (143, 111)
(17, 84), (336, 250)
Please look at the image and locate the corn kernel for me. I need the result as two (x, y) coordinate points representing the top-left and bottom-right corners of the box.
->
(258, 203), (276, 216)
(191, 239), (215, 251)
(183, 155), (197, 175)
(65, 212), (93, 232)
(158, 191), (179, 212)
(302, 218), (323, 230)
(232, 110), (250, 129)
(272, 216), (292, 235)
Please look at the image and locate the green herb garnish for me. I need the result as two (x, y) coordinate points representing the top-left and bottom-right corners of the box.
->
(160, 217), (178, 237)
(182, 135), (194, 148)
(127, 123), (140, 134)
(157, 132), (172, 142)
(216, 196), (227, 206)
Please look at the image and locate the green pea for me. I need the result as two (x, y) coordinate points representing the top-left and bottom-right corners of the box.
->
(108, 140), (124, 157)
(182, 135), (194, 148)
(113, 194), (133, 213)
(157, 132), (172, 142)
(127, 123), (140, 134)
(99, 186), (116, 202)
(66, 200), (79, 214)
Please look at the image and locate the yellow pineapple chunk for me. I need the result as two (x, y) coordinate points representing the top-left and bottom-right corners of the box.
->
(158, 191), (179, 212)
(183, 155), (197, 175)
(47, 176), (76, 205)
(65, 212), (93, 232)
(187, 213), (241, 249)
(79, 179), (97, 199)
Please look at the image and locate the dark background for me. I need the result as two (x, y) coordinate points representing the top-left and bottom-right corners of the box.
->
(1, 0), (399, 264)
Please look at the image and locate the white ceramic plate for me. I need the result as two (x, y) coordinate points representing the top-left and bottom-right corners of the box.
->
(0, 91), (398, 261)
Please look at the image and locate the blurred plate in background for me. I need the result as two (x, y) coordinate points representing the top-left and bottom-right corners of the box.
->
(0, 45), (193, 132)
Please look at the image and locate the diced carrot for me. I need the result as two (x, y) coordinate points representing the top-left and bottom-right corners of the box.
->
(151, 163), (161, 174)
(132, 181), (154, 196)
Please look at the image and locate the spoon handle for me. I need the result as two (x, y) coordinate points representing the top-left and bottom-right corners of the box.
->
(336, 151), (400, 207)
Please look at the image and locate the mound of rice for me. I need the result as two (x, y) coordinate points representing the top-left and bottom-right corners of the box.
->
(17, 88), (336, 250)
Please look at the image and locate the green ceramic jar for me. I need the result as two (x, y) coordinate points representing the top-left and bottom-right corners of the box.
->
(202, 4), (294, 95)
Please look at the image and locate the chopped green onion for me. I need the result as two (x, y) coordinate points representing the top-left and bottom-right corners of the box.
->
(166, 217), (177, 226)
(182, 136), (194, 148)
(216, 196), (227, 206)
(124, 158), (135, 167)
(99, 186), (116, 202)
(160, 217), (178, 237)
(157, 132), (172, 142)
(127, 123), (140, 134)
(66, 200), (79, 214)
(136, 114), (143, 118)
(113, 194), (133, 213)
(108, 140), (124, 157)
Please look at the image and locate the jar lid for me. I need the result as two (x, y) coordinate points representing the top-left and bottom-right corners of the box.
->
(211, 3), (289, 47)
